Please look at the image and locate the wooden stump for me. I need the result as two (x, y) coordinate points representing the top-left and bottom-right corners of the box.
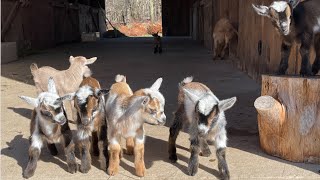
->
(254, 75), (320, 163)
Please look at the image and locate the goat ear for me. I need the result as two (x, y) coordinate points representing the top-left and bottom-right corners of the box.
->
(19, 96), (39, 107)
(182, 88), (199, 103)
(69, 56), (75, 63)
(218, 97), (237, 112)
(150, 78), (163, 91)
(95, 89), (110, 96)
(288, 0), (300, 9)
(252, 4), (270, 17)
(47, 77), (57, 94)
(56, 93), (75, 103)
(86, 57), (97, 65)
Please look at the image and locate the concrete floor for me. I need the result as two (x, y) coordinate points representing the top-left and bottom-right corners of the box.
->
(1, 37), (319, 179)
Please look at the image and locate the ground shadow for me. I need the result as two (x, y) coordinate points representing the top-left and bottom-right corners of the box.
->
(227, 133), (320, 175)
(7, 107), (32, 119)
(119, 135), (221, 179)
(1, 135), (71, 177)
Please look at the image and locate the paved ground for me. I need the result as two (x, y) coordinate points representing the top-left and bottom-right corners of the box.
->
(1, 37), (319, 179)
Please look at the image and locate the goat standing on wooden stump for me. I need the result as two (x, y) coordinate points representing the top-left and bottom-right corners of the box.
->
(19, 77), (75, 179)
(66, 76), (109, 173)
(168, 77), (236, 180)
(105, 75), (166, 177)
(252, 0), (320, 76)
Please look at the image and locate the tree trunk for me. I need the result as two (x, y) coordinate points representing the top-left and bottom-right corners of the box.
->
(254, 75), (320, 163)
(150, 0), (154, 22)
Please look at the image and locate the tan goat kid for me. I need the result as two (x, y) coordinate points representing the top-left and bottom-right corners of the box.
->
(105, 75), (166, 177)
(30, 56), (97, 121)
(212, 18), (238, 60)
(66, 76), (109, 173)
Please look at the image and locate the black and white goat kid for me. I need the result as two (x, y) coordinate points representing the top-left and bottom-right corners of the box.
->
(252, 0), (320, 76)
(19, 77), (75, 178)
(168, 77), (236, 179)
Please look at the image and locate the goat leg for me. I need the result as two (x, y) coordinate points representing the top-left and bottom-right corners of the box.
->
(199, 137), (211, 157)
(215, 129), (229, 180)
(98, 125), (108, 171)
(23, 147), (41, 179)
(277, 42), (292, 75)
(168, 106), (183, 163)
(312, 34), (320, 75)
(188, 137), (200, 176)
(79, 140), (91, 173)
(107, 141), (120, 176)
(65, 137), (77, 174)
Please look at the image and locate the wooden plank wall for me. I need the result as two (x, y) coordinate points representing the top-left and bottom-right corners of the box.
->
(193, 0), (317, 81)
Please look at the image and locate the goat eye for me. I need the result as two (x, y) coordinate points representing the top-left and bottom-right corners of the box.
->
(41, 110), (52, 117)
(150, 109), (157, 115)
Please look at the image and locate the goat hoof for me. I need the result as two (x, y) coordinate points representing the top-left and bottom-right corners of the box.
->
(312, 63), (320, 75)
(200, 150), (211, 157)
(169, 154), (178, 163)
(300, 71), (312, 77)
(68, 162), (78, 174)
(108, 167), (119, 176)
(219, 168), (230, 180)
(188, 163), (198, 176)
(23, 169), (35, 179)
(80, 164), (91, 174)
(135, 165), (146, 177)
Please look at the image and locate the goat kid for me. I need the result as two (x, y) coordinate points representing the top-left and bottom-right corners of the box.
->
(168, 77), (236, 180)
(152, 32), (163, 54)
(66, 76), (109, 173)
(105, 75), (166, 177)
(212, 18), (238, 60)
(30, 55), (97, 121)
(252, 0), (320, 76)
(19, 77), (75, 179)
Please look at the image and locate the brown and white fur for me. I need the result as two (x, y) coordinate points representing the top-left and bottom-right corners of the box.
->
(168, 77), (236, 179)
(252, 0), (320, 76)
(105, 75), (166, 177)
(212, 18), (238, 60)
(66, 76), (109, 173)
(30, 56), (97, 121)
(19, 77), (75, 179)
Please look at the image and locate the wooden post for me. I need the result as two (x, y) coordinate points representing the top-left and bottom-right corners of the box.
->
(254, 75), (320, 163)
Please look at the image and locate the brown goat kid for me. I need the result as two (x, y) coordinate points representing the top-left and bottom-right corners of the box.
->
(105, 75), (166, 177)
(66, 76), (109, 173)
(212, 18), (238, 60)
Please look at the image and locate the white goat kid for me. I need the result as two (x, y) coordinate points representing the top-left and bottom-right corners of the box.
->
(19, 77), (75, 179)
(168, 77), (236, 180)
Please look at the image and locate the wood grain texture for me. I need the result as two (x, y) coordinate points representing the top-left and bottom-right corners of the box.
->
(254, 75), (320, 163)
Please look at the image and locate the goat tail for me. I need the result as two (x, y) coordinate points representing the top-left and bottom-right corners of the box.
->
(179, 76), (193, 87)
(115, 74), (126, 83)
(30, 63), (38, 76)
